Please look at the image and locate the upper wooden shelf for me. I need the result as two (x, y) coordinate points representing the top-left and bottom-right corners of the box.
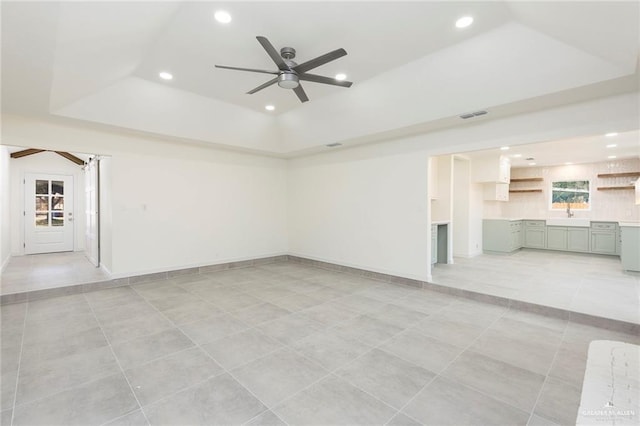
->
(509, 189), (543, 193)
(597, 172), (640, 178)
(597, 186), (635, 191)
(510, 178), (543, 182)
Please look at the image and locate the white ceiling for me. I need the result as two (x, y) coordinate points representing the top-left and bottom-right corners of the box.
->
(467, 130), (640, 168)
(1, 1), (639, 157)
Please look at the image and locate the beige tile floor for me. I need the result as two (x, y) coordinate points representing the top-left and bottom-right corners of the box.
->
(432, 249), (640, 324)
(1, 262), (639, 425)
(1, 252), (109, 295)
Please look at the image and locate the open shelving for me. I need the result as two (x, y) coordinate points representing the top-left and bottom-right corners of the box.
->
(597, 171), (639, 191)
(509, 177), (543, 193)
(509, 177), (544, 182)
(597, 186), (635, 191)
(596, 172), (640, 178)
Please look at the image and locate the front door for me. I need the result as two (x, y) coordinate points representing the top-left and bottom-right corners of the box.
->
(24, 173), (74, 254)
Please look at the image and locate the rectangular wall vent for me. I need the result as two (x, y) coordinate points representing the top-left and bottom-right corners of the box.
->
(460, 110), (488, 119)
(326, 143), (342, 147)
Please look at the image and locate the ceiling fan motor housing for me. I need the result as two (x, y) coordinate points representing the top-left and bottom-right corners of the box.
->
(280, 46), (296, 59)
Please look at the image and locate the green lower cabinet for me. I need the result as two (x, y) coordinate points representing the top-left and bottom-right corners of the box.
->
(620, 226), (640, 271)
(483, 220), (522, 253)
(546, 227), (567, 250)
(524, 221), (545, 248)
(567, 228), (589, 252)
(546, 227), (590, 252)
(590, 231), (617, 255)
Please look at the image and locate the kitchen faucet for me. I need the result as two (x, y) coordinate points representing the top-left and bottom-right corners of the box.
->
(566, 202), (574, 218)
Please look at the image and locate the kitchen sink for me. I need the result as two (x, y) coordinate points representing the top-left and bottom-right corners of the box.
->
(546, 218), (591, 227)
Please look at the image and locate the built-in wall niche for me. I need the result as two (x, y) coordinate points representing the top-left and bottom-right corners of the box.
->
(509, 177), (543, 194)
(596, 172), (640, 191)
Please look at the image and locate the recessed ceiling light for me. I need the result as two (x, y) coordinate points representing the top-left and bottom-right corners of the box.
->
(608, 155), (617, 159)
(605, 132), (618, 137)
(159, 71), (173, 80)
(565, 162), (573, 165)
(455, 16), (474, 29)
(335, 73), (347, 81)
(512, 154), (522, 158)
(500, 146), (509, 151)
(606, 144), (617, 148)
(528, 162), (537, 166)
(214, 10), (232, 24)
(265, 105), (275, 111)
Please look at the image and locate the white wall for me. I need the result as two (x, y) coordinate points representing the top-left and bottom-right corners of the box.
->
(0, 146), (11, 270)
(432, 155), (453, 222)
(109, 153), (287, 275)
(503, 158), (640, 221)
(1, 115), (288, 278)
(9, 151), (86, 255)
(288, 147), (430, 281)
(452, 158), (470, 257)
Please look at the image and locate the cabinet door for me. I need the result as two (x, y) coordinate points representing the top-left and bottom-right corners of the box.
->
(483, 183), (509, 201)
(499, 156), (511, 183)
(524, 228), (545, 248)
(567, 228), (590, 252)
(621, 227), (640, 271)
(590, 231), (616, 255)
(546, 227), (567, 250)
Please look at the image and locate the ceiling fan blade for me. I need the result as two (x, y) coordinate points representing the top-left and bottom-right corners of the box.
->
(215, 65), (278, 75)
(293, 84), (309, 103)
(298, 73), (353, 88)
(293, 48), (347, 74)
(247, 77), (278, 94)
(256, 36), (289, 71)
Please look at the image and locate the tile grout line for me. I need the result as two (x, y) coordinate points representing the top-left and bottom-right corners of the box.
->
(9, 302), (28, 426)
(256, 296), (462, 424)
(126, 284), (289, 425)
(391, 304), (528, 424)
(83, 292), (153, 426)
(127, 272), (413, 424)
(9, 262), (622, 425)
(5, 256), (638, 334)
(525, 317), (572, 426)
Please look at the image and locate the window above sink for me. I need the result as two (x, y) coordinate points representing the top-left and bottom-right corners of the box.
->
(550, 180), (591, 211)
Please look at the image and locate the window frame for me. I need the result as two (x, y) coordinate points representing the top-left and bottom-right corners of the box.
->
(549, 179), (591, 211)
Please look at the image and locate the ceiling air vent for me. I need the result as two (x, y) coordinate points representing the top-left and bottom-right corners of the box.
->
(460, 110), (488, 119)
(326, 143), (342, 148)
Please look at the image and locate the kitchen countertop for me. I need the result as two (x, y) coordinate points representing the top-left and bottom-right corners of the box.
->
(484, 218), (633, 223)
(619, 222), (640, 227)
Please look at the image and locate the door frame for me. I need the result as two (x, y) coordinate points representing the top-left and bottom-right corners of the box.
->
(84, 157), (100, 266)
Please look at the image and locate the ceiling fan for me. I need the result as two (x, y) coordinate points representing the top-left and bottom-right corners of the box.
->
(215, 36), (353, 103)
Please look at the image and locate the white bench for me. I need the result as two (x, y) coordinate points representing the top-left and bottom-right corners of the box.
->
(576, 340), (639, 425)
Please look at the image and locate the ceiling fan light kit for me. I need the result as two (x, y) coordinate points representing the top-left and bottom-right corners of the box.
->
(215, 36), (353, 103)
(278, 73), (299, 89)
